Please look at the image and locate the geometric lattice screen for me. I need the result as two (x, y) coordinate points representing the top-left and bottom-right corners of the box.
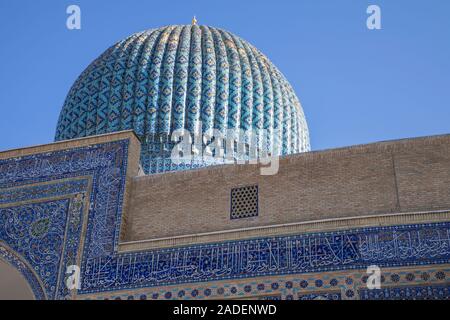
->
(230, 185), (259, 219)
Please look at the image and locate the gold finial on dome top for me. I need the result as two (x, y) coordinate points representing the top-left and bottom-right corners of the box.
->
(192, 16), (198, 25)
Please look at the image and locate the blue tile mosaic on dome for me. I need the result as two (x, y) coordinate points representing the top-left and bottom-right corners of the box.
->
(0, 138), (449, 299)
(54, 25), (311, 174)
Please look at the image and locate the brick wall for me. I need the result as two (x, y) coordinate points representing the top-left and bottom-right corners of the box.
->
(126, 134), (450, 241)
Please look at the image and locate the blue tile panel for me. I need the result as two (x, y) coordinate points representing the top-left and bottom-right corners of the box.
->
(54, 25), (310, 174)
(0, 139), (449, 299)
(359, 285), (450, 300)
(0, 200), (71, 298)
(0, 140), (129, 299)
(81, 222), (450, 293)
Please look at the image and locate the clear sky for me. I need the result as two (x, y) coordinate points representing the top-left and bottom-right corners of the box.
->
(0, 0), (449, 152)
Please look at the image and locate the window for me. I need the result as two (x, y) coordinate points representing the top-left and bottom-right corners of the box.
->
(230, 185), (258, 219)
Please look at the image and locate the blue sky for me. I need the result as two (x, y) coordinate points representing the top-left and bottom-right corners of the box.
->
(0, 0), (449, 152)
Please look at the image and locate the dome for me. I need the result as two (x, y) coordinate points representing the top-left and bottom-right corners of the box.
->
(55, 24), (310, 174)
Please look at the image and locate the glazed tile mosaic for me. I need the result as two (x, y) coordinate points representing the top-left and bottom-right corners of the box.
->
(54, 25), (311, 174)
(0, 137), (449, 299)
(82, 222), (450, 293)
(359, 285), (450, 300)
(0, 140), (129, 299)
(88, 266), (450, 300)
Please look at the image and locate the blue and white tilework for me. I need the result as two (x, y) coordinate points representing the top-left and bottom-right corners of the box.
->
(54, 25), (311, 174)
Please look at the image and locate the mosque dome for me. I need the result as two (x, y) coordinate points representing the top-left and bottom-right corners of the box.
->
(55, 24), (310, 174)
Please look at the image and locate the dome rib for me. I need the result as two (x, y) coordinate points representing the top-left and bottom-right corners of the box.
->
(170, 26), (190, 133)
(252, 42), (274, 152)
(267, 60), (283, 150)
(210, 27), (229, 134)
(142, 29), (165, 140)
(92, 44), (119, 136)
(107, 34), (141, 135)
(93, 45), (113, 136)
(230, 34), (253, 133)
(157, 26), (180, 136)
(186, 25), (203, 136)
(199, 26), (216, 134)
(218, 29), (241, 133)
(119, 33), (145, 133)
(240, 38), (260, 133)
(133, 29), (160, 137)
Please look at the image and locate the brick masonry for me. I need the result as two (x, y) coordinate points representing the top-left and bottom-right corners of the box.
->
(126, 134), (450, 242)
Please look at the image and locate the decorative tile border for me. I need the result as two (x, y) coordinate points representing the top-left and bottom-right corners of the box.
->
(359, 284), (450, 300)
(83, 265), (450, 300)
(81, 221), (450, 294)
(119, 210), (450, 251)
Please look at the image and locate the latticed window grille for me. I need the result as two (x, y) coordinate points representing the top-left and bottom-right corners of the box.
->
(230, 185), (259, 219)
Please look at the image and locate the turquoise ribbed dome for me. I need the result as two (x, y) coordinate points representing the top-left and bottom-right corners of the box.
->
(55, 25), (310, 174)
